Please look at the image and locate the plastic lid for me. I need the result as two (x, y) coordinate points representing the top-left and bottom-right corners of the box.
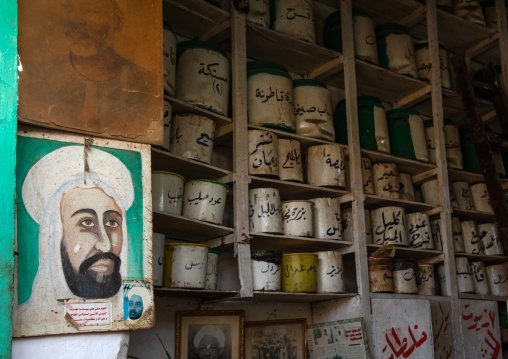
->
(177, 40), (227, 57)
(169, 242), (210, 248)
(247, 61), (289, 73)
(376, 23), (408, 35)
(187, 178), (229, 191)
(163, 20), (173, 31)
(152, 171), (186, 182)
(386, 108), (420, 116)
(293, 78), (327, 88)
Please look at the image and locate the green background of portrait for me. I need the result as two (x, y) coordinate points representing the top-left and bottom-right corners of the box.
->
(16, 136), (144, 304)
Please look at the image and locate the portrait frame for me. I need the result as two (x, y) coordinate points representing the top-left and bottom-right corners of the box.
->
(244, 318), (307, 359)
(176, 310), (245, 359)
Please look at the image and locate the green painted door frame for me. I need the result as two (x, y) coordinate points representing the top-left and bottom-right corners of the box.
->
(0, 0), (18, 357)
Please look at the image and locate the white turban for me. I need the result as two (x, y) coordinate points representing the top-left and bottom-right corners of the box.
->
(193, 325), (226, 350)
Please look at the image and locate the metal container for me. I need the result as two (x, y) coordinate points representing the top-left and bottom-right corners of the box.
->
(471, 182), (493, 213)
(444, 122), (463, 170)
(371, 206), (408, 246)
(398, 172), (415, 201)
(310, 197), (342, 240)
(430, 217), (443, 251)
(251, 250), (282, 291)
(456, 257), (475, 293)
(406, 212), (433, 249)
(365, 209), (373, 244)
(182, 179), (228, 225)
(453, 0), (486, 26)
(478, 223), (504, 256)
(153, 233), (165, 287)
(376, 24), (417, 78)
(414, 41), (452, 89)
(469, 261), (490, 295)
(152, 171), (185, 216)
(278, 138), (303, 182)
(437, 263), (448, 296)
(176, 40), (230, 115)
(306, 144), (346, 188)
(248, 129), (279, 177)
(372, 162), (400, 199)
(248, 188), (283, 234)
(452, 217), (465, 253)
(163, 100), (172, 151)
(282, 200), (314, 237)
(421, 179), (441, 206)
(341, 205), (352, 242)
(164, 243), (209, 289)
(170, 114), (216, 164)
(246, 0), (270, 27)
(361, 157), (375, 194)
(205, 251), (220, 290)
(368, 256), (394, 292)
(451, 181), (475, 210)
(293, 79), (335, 141)
(316, 251), (345, 293)
(386, 108), (429, 162)
(461, 220), (482, 254)
(163, 22), (177, 96)
(282, 253), (318, 292)
(393, 259), (418, 294)
(271, 0), (316, 43)
(486, 263), (508, 296)
(418, 263), (436, 296)
(247, 61), (296, 132)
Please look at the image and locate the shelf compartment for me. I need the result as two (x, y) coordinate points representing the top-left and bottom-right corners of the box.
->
(371, 292), (449, 301)
(459, 293), (508, 301)
(364, 194), (437, 212)
(166, 95), (232, 128)
(448, 168), (508, 185)
(250, 291), (358, 303)
(250, 232), (352, 251)
(360, 148), (437, 177)
(455, 252), (508, 264)
(153, 211), (234, 241)
(367, 244), (443, 261)
(249, 175), (349, 200)
(152, 148), (232, 180)
(245, 22), (343, 76)
(155, 287), (239, 301)
(451, 208), (496, 223)
(351, 0), (424, 24)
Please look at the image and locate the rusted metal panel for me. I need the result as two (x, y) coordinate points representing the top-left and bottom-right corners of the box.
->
(13, 126), (154, 337)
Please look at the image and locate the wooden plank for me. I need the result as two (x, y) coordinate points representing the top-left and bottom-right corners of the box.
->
(371, 292), (449, 301)
(455, 252), (508, 264)
(361, 148), (437, 176)
(394, 85), (432, 109)
(458, 293), (508, 301)
(411, 168), (438, 186)
(307, 56), (344, 81)
(198, 18), (231, 42)
(249, 233), (352, 251)
(448, 168), (508, 184)
(367, 244), (443, 261)
(165, 95), (232, 127)
(397, 6), (427, 28)
(497, 0), (508, 94)
(351, 0), (423, 24)
(451, 208), (497, 223)
(364, 194), (438, 212)
(464, 32), (499, 59)
(250, 291), (357, 303)
(154, 288), (239, 300)
(0, 0), (17, 355)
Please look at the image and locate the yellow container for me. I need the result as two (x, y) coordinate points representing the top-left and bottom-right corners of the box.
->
(163, 242), (209, 288)
(282, 253), (318, 292)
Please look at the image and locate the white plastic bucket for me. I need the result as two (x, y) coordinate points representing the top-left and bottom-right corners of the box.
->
(166, 243), (209, 289)
(371, 206), (408, 246)
(372, 162), (400, 199)
(248, 188), (283, 234)
(307, 144), (346, 188)
(278, 138), (303, 182)
(281, 200), (314, 237)
(170, 114), (216, 164)
(182, 179), (228, 225)
(152, 171), (185, 215)
(471, 182), (493, 213)
(310, 197), (342, 240)
(316, 251), (345, 293)
(248, 129), (279, 177)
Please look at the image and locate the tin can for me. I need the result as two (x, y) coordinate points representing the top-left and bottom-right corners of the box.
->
(406, 212), (433, 249)
(393, 259), (418, 294)
(371, 206), (408, 246)
(444, 122), (463, 170)
(278, 139), (303, 182)
(398, 172), (415, 201)
(430, 217), (443, 251)
(461, 220), (482, 254)
(271, 0), (316, 43)
(248, 129), (279, 177)
(437, 263), (448, 296)
(386, 108), (429, 162)
(478, 223), (504, 256)
(163, 100), (172, 151)
(452, 217), (465, 252)
(368, 256), (394, 292)
(341, 205), (352, 242)
(418, 263), (436, 296)
(486, 263), (508, 296)
(293, 79), (335, 141)
(361, 157), (375, 194)
(452, 181), (475, 210)
(453, 0), (486, 26)
(163, 22), (177, 96)
(307, 144), (346, 188)
(372, 162), (400, 199)
(164, 243), (209, 289)
(421, 179), (441, 206)
(249, 188), (283, 234)
(246, 0), (270, 27)
(153, 233), (165, 287)
(365, 209), (373, 244)
(170, 114), (216, 164)
(310, 197), (342, 240)
(282, 253), (318, 292)
(152, 171), (185, 215)
(471, 182), (493, 213)
(456, 257), (475, 293)
(182, 179), (229, 225)
(469, 261), (490, 295)
(251, 250), (282, 291)
(376, 24), (417, 78)
(176, 40), (230, 115)
(414, 41), (452, 89)
(205, 250), (220, 290)
(316, 251), (345, 293)
(282, 200), (314, 237)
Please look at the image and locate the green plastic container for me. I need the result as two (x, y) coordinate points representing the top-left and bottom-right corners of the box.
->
(323, 9), (369, 52)
(386, 108), (429, 162)
(459, 124), (483, 174)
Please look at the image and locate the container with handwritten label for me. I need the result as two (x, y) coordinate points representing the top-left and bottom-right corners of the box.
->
(414, 41), (452, 89)
(424, 120), (437, 164)
(277, 138), (303, 182)
(437, 263), (448, 296)
(486, 263), (508, 296)
(282, 253), (318, 292)
(205, 250), (220, 290)
(430, 217), (443, 251)
(452, 217), (465, 252)
(170, 114), (215, 164)
(368, 256), (394, 292)
(461, 220), (483, 254)
(310, 197), (342, 240)
(478, 223), (504, 256)
(420, 179), (440, 206)
(152, 171), (185, 216)
(405, 212), (433, 249)
(372, 162), (400, 199)
(163, 100), (172, 151)
(361, 157), (375, 194)
(398, 172), (415, 201)
(182, 179), (228, 225)
(376, 24), (417, 78)
(316, 251), (345, 293)
(292, 79), (335, 141)
(281, 200), (314, 237)
(372, 206), (408, 246)
(469, 261), (490, 295)
(393, 259), (418, 294)
(163, 22), (177, 96)
(386, 108), (429, 162)
(271, 0), (316, 43)
(483, 0), (507, 29)
(307, 144), (346, 188)
(251, 250), (282, 291)
(451, 181), (475, 210)
(456, 257), (475, 293)
(164, 243), (209, 289)
(341, 205), (352, 242)
(247, 61), (296, 132)
(246, 0), (270, 28)
(453, 0), (486, 26)
(444, 121), (464, 170)
(418, 263), (435, 296)
(471, 182), (494, 213)
(153, 233), (165, 287)
(248, 188), (283, 234)
(249, 129), (279, 177)
(175, 40), (230, 116)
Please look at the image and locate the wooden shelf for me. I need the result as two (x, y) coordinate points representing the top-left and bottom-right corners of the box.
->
(361, 148), (437, 176)
(448, 168), (508, 185)
(451, 208), (496, 223)
(455, 252), (508, 264)
(155, 288), (239, 301)
(249, 175), (349, 200)
(351, 0), (424, 24)
(371, 293), (449, 301)
(459, 293), (508, 301)
(249, 291), (358, 303)
(153, 211), (234, 241)
(249, 232), (352, 251)
(364, 194), (437, 212)
(152, 148), (232, 180)
(165, 95), (232, 128)
(367, 244), (443, 261)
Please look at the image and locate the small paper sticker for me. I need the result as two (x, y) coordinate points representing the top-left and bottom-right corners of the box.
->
(65, 302), (112, 329)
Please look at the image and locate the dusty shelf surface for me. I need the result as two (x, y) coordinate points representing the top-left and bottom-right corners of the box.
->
(249, 291), (358, 303)
(165, 95), (232, 128)
(364, 194), (438, 212)
(367, 244), (443, 261)
(459, 293), (508, 301)
(455, 252), (508, 264)
(155, 287), (239, 300)
(250, 232), (353, 251)
(361, 148), (437, 176)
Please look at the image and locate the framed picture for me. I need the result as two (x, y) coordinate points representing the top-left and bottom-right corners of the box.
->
(176, 310), (245, 359)
(245, 318), (307, 359)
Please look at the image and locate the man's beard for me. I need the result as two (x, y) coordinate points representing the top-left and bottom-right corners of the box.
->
(61, 240), (122, 299)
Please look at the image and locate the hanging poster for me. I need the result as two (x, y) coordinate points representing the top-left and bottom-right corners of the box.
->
(13, 127), (154, 337)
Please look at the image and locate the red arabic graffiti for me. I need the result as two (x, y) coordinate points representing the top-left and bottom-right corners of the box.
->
(462, 304), (500, 359)
(381, 325), (428, 359)
(433, 303), (453, 359)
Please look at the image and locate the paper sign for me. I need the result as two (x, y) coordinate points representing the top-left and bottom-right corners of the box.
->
(66, 302), (112, 329)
